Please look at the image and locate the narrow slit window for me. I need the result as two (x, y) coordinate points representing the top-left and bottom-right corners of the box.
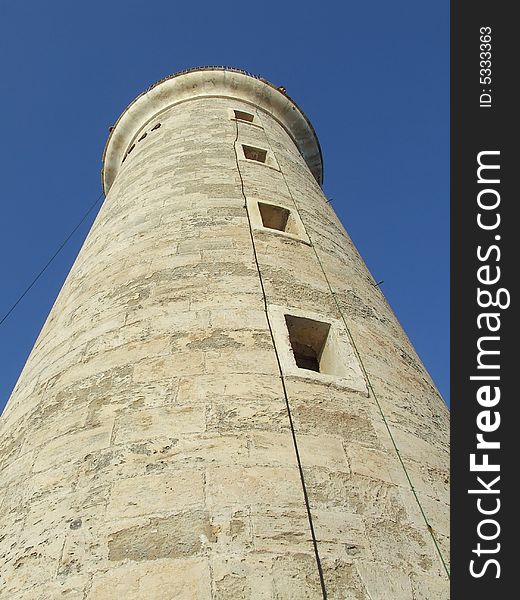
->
(285, 315), (331, 373)
(234, 110), (254, 122)
(258, 202), (290, 232)
(242, 145), (267, 163)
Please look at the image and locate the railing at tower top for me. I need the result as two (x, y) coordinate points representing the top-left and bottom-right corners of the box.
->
(144, 66), (271, 94)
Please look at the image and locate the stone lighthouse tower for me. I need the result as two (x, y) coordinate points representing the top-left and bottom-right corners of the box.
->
(0, 67), (449, 599)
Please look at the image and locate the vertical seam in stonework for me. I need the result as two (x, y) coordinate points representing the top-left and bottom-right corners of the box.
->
(261, 124), (451, 579)
(232, 119), (328, 600)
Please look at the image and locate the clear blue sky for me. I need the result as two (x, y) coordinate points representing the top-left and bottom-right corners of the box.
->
(0, 0), (449, 412)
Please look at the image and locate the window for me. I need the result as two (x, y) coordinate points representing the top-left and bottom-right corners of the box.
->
(268, 306), (367, 391)
(242, 145), (267, 163)
(258, 202), (290, 232)
(237, 143), (278, 169)
(234, 110), (254, 123)
(246, 198), (309, 242)
(285, 315), (330, 373)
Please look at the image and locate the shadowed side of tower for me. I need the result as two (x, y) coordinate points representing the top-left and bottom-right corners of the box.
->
(0, 68), (449, 599)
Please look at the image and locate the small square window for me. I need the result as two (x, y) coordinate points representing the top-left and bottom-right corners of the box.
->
(268, 306), (367, 392)
(285, 315), (331, 373)
(242, 145), (267, 163)
(246, 198), (309, 243)
(258, 202), (290, 232)
(234, 110), (254, 123)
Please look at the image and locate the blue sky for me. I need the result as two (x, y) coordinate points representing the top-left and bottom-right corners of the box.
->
(0, 0), (449, 412)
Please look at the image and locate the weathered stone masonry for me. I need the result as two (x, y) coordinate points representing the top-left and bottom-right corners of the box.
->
(0, 67), (449, 599)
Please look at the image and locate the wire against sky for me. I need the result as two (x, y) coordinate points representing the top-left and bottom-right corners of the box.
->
(0, 191), (104, 329)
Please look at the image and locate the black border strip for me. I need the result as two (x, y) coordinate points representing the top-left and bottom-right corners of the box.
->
(451, 3), (516, 597)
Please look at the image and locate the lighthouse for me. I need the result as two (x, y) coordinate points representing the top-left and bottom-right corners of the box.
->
(0, 67), (449, 599)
